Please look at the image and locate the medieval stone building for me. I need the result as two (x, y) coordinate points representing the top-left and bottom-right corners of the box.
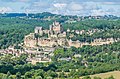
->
(24, 21), (119, 48)
(24, 21), (67, 48)
(49, 21), (63, 34)
(24, 33), (37, 47)
(35, 27), (43, 36)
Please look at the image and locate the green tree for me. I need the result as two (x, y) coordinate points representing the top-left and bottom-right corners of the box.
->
(35, 76), (42, 79)
(16, 72), (21, 79)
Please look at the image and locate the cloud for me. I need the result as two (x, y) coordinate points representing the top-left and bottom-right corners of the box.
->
(82, 0), (120, 2)
(26, 1), (120, 16)
(0, 0), (30, 2)
(53, 3), (67, 9)
(101, 2), (120, 5)
(33, 2), (49, 8)
(91, 9), (109, 16)
(68, 3), (83, 11)
(17, 0), (30, 2)
(24, 0), (52, 13)
(51, 2), (84, 15)
(0, 7), (12, 13)
(0, 0), (120, 16)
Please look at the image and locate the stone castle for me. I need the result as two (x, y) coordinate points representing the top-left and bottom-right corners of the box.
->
(24, 21), (118, 48)
(24, 21), (69, 48)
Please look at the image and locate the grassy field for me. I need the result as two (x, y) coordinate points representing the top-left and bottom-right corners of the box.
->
(80, 71), (120, 79)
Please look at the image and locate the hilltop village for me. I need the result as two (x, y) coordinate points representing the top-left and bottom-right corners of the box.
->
(1, 21), (120, 64)
(24, 21), (119, 48)
(22, 21), (119, 64)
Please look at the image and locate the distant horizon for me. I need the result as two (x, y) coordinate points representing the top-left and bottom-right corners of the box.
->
(0, 0), (120, 16)
(1, 12), (120, 17)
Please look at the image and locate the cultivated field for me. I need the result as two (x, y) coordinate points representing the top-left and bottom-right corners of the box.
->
(81, 71), (120, 79)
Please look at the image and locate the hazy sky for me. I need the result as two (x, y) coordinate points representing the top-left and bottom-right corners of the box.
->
(0, 0), (120, 16)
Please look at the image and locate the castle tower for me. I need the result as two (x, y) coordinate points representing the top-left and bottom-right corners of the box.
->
(49, 25), (53, 31)
(50, 21), (63, 34)
(35, 27), (43, 36)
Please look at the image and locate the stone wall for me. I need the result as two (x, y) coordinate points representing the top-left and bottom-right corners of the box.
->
(37, 38), (58, 47)
(24, 33), (37, 47)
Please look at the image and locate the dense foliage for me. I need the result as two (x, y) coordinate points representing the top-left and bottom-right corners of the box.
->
(0, 13), (120, 79)
(0, 42), (120, 79)
(0, 13), (120, 49)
